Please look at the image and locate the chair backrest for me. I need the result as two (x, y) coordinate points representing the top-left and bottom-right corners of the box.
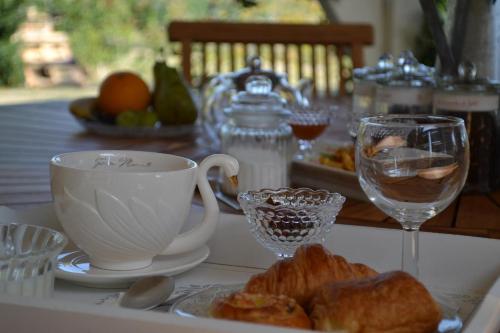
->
(168, 21), (373, 97)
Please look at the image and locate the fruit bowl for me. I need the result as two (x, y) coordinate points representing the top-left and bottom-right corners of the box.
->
(69, 97), (198, 138)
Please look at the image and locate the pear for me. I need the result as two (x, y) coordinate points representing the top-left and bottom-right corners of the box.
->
(153, 60), (197, 125)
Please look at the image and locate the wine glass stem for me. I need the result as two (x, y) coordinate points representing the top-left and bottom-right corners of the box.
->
(401, 226), (419, 278)
(298, 139), (313, 158)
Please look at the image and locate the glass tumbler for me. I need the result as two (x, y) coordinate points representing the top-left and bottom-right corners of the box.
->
(0, 224), (67, 298)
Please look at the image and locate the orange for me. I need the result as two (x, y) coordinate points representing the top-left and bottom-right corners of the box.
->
(97, 71), (151, 115)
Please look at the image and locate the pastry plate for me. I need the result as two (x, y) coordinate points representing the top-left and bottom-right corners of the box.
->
(170, 284), (463, 332)
(291, 141), (368, 202)
(56, 245), (210, 288)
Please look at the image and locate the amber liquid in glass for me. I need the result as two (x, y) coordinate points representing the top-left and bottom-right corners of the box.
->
(290, 123), (328, 140)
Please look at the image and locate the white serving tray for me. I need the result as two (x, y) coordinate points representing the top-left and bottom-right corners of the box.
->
(1, 204), (499, 332)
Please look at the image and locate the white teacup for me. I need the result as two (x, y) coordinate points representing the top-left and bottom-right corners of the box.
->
(50, 151), (239, 270)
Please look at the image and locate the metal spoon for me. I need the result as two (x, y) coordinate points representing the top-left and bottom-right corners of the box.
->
(119, 276), (175, 310)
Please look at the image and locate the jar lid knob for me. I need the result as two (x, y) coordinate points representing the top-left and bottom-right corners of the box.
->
(458, 61), (477, 82)
(245, 75), (272, 94)
(397, 50), (417, 67)
(377, 53), (394, 70)
(246, 56), (262, 71)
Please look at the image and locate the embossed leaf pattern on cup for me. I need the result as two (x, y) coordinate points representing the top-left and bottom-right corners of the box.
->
(59, 187), (177, 259)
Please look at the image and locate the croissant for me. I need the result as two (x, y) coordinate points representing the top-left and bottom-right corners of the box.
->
(309, 271), (442, 333)
(211, 292), (311, 329)
(244, 244), (378, 306)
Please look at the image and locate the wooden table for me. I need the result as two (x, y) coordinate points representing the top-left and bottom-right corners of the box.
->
(1, 100), (499, 239)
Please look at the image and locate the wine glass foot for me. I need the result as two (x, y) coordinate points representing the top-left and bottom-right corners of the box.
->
(293, 151), (306, 161)
(430, 291), (463, 333)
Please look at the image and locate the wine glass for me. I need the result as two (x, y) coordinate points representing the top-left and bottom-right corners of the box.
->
(289, 105), (334, 160)
(356, 115), (469, 277)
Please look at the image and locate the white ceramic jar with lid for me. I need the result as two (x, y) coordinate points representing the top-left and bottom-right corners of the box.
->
(220, 75), (292, 195)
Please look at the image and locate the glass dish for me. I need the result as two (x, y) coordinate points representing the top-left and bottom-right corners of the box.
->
(0, 223), (67, 298)
(170, 284), (462, 333)
(237, 188), (345, 258)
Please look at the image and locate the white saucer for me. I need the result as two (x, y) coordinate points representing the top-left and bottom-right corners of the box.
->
(56, 246), (210, 288)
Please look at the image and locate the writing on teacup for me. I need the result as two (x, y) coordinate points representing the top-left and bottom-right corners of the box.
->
(92, 157), (152, 169)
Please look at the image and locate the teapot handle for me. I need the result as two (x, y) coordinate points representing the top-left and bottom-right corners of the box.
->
(160, 154), (239, 255)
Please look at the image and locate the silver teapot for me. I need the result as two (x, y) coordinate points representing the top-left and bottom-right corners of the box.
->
(201, 56), (311, 143)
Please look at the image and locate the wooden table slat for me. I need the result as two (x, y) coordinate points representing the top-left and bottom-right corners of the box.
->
(0, 192), (53, 205)
(489, 191), (500, 206)
(338, 199), (388, 223)
(455, 194), (500, 230)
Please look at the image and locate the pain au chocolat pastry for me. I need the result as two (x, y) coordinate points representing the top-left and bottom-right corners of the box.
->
(244, 244), (378, 306)
(211, 292), (311, 329)
(309, 271), (442, 333)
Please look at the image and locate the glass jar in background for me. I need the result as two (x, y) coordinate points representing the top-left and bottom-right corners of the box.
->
(375, 51), (434, 115)
(350, 53), (394, 138)
(488, 80), (500, 190)
(1, 224), (67, 298)
(434, 62), (499, 193)
(220, 76), (293, 195)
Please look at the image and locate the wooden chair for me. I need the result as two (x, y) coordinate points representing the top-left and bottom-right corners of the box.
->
(168, 21), (373, 97)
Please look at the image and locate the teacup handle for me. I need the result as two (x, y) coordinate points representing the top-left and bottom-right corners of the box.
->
(160, 154), (239, 256)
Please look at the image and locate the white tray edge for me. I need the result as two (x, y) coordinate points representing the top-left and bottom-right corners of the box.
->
(0, 294), (308, 333)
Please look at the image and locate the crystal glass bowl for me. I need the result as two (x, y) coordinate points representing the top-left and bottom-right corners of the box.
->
(238, 188), (345, 258)
(0, 224), (67, 298)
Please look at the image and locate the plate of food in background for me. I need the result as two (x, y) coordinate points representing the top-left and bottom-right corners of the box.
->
(69, 58), (199, 138)
(291, 141), (368, 202)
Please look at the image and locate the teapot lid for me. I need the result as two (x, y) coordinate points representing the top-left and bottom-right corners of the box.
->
(232, 56), (283, 90)
(225, 76), (291, 122)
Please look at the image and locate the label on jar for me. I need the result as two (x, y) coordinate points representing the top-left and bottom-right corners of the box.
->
(433, 93), (499, 112)
(376, 86), (433, 106)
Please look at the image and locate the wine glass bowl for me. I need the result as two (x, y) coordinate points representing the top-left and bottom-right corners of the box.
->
(237, 188), (345, 259)
(289, 105), (334, 160)
(356, 115), (469, 276)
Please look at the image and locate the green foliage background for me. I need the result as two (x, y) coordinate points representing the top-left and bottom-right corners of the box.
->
(415, 0), (448, 66)
(0, 0), (26, 86)
(0, 0), (322, 86)
(0, 0), (450, 87)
